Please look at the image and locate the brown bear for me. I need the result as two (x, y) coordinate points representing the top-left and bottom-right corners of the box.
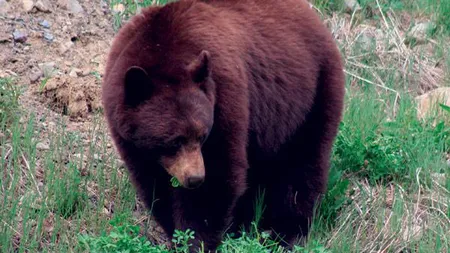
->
(102, 0), (345, 251)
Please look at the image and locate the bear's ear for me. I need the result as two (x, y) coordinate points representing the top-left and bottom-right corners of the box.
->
(188, 50), (211, 83)
(124, 66), (153, 107)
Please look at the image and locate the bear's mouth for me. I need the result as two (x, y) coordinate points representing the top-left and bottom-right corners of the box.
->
(161, 147), (205, 189)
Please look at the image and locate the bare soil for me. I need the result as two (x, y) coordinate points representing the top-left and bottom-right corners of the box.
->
(0, 0), (112, 121)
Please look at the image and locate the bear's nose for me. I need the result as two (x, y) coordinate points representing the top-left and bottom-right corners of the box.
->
(186, 176), (204, 189)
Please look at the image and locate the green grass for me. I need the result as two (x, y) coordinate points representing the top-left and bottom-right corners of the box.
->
(109, 0), (174, 30)
(312, 0), (450, 35)
(0, 0), (449, 252)
(0, 78), (21, 126)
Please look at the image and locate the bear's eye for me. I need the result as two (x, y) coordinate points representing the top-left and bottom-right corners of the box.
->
(165, 136), (186, 156)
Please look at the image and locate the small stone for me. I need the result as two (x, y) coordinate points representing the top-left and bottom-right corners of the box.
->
(22, 0), (34, 12)
(112, 3), (125, 13)
(0, 131), (4, 138)
(59, 0), (84, 14)
(416, 87), (450, 122)
(39, 20), (51, 28)
(13, 29), (28, 43)
(38, 62), (56, 77)
(36, 142), (50, 151)
(43, 32), (53, 42)
(80, 68), (90, 77)
(93, 154), (101, 161)
(29, 70), (43, 83)
(344, 0), (361, 13)
(357, 32), (376, 51)
(35, 0), (51, 13)
(69, 68), (78, 77)
(102, 207), (110, 215)
(431, 173), (446, 186)
(406, 22), (435, 44)
(0, 0), (11, 14)
(59, 41), (74, 54)
(0, 32), (11, 43)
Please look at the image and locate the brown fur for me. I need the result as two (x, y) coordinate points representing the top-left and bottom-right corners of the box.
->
(102, 0), (345, 251)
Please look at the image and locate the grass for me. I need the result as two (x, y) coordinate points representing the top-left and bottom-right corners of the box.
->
(0, 0), (449, 252)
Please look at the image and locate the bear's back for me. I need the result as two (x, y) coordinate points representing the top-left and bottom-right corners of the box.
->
(103, 0), (344, 155)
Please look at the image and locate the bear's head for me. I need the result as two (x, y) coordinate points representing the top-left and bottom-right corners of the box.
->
(112, 50), (215, 189)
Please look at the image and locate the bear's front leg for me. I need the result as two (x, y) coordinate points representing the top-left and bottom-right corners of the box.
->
(171, 177), (244, 252)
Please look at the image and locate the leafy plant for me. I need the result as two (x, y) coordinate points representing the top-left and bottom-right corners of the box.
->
(218, 223), (284, 253)
(79, 215), (170, 253)
(171, 229), (196, 253)
(294, 240), (331, 253)
(170, 176), (181, 188)
(78, 215), (199, 253)
(0, 78), (20, 125)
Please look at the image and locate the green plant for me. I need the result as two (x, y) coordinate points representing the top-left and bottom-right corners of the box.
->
(294, 240), (331, 253)
(218, 223), (284, 253)
(171, 229), (196, 253)
(110, 0), (174, 30)
(313, 162), (351, 230)
(79, 215), (170, 253)
(170, 176), (181, 188)
(39, 76), (51, 92)
(0, 78), (20, 125)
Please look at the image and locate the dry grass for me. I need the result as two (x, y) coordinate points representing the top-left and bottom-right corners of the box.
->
(325, 169), (449, 252)
(322, 4), (448, 95)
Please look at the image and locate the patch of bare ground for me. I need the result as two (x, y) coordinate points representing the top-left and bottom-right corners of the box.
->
(0, 0), (111, 121)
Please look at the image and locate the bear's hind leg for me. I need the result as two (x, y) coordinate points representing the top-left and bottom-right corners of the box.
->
(264, 79), (344, 248)
(264, 167), (325, 248)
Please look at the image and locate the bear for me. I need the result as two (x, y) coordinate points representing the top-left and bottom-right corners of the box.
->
(102, 0), (345, 251)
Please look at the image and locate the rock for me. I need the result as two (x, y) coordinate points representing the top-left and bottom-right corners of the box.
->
(38, 62), (56, 77)
(43, 32), (54, 42)
(59, 41), (74, 54)
(431, 172), (446, 185)
(416, 87), (450, 122)
(39, 20), (51, 28)
(35, 0), (51, 13)
(0, 29), (11, 43)
(0, 0), (11, 14)
(406, 22), (435, 44)
(112, 3), (125, 13)
(356, 32), (376, 51)
(69, 68), (79, 77)
(13, 29), (28, 43)
(344, 0), (361, 13)
(29, 70), (43, 83)
(36, 142), (50, 150)
(59, 0), (84, 14)
(22, 0), (34, 12)
(80, 68), (90, 77)
(93, 154), (101, 161)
